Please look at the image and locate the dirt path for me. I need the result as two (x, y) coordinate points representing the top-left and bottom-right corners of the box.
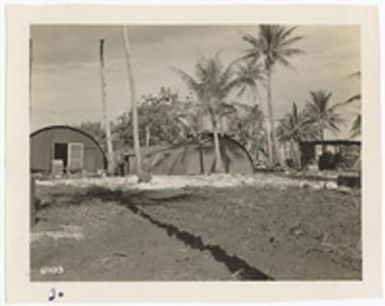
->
(31, 201), (233, 281)
(31, 176), (361, 281)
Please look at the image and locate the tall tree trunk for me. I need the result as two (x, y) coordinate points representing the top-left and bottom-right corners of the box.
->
(122, 27), (144, 179)
(99, 39), (115, 175)
(290, 139), (301, 170)
(266, 67), (287, 170)
(145, 125), (150, 147)
(250, 86), (260, 166)
(30, 38), (37, 226)
(320, 124), (326, 152)
(264, 120), (273, 166)
(318, 122), (325, 141)
(212, 117), (224, 173)
(220, 117), (225, 136)
(29, 38), (33, 115)
(289, 140), (294, 166)
(198, 145), (205, 175)
(293, 140), (302, 170)
(265, 69), (274, 167)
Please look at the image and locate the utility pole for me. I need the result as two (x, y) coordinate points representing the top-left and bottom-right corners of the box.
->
(99, 39), (115, 175)
(122, 26), (144, 179)
(29, 38), (33, 115)
(29, 38), (36, 228)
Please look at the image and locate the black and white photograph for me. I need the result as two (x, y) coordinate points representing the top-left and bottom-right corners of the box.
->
(28, 23), (363, 282)
(3, 3), (383, 303)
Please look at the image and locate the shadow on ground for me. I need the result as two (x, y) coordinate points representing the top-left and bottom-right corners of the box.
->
(32, 182), (361, 281)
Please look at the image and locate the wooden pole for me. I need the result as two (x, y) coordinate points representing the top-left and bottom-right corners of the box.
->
(99, 39), (115, 175)
(29, 38), (33, 114)
(122, 27), (143, 178)
(29, 38), (36, 227)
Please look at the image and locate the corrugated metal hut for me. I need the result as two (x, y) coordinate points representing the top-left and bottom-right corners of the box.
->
(121, 145), (167, 175)
(126, 134), (254, 175)
(30, 125), (107, 175)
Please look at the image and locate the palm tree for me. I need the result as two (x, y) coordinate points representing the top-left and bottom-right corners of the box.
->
(227, 102), (266, 163)
(122, 26), (149, 182)
(235, 60), (265, 105)
(241, 25), (304, 169)
(351, 114), (361, 138)
(99, 39), (115, 175)
(346, 97), (361, 138)
(277, 102), (318, 169)
(305, 90), (345, 141)
(233, 61), (267, 162)
(344, 71), (361, 138)
(174, 54), (243, 173)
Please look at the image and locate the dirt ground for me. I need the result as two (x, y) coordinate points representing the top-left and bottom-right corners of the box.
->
(31, 174), (361, 281)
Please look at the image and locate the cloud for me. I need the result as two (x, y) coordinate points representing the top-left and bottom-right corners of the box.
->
(31, 25), (360, 139)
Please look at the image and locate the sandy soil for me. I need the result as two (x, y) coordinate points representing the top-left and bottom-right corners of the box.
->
(31, 174), (361, 281)
(36, 173), (340, 190)
(31, 200), (231, 281)
(137, 185), (361, 280)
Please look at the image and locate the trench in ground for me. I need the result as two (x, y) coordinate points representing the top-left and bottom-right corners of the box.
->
(125, 202), (273, 281)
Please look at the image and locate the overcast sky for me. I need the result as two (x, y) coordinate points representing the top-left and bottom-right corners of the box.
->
(30, 25), (360, 139)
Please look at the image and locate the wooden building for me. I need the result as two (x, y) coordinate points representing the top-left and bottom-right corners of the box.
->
(300, 140), (361, 170)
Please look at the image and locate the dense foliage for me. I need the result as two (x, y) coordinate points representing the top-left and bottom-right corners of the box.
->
(74, 26), (359, 173)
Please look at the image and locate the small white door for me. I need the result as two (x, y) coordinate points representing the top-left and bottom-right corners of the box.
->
(67, 143), (84, 172)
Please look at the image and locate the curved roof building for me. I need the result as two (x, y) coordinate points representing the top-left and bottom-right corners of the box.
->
(30, 125), (107, 175)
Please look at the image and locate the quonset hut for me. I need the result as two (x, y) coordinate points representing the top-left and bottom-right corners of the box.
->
(30, 125), (107, 175)
(125, 134), (254, 175)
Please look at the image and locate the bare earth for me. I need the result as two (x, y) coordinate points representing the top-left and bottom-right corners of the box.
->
(31, 174), (361, 281)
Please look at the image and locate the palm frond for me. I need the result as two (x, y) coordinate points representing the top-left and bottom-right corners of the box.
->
(217, 102), (238, 117)
(240, 50), (261, 64)
(241, 25), (305, 73)
(281, 47), (306, 56)
(281, 35), (305, 47)
(172, 67), (202, 98)
(292, 102), (299, 121)
(241, 32), (261, 52)
(276, 55), (297, 71)
(348, 71), (361, 79)
(280, 26), (299, 41)
(306, 90), (347, 137)
(351, 114), (361, 138)
(343, 94), (361, 104)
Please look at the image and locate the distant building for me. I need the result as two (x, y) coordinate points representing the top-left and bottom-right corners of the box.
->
(300, 140), (361, 171)
(30, 125), (107, 175)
